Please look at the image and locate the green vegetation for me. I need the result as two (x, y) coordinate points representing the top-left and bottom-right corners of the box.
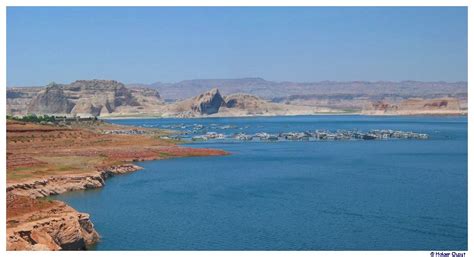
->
(39, 198), (53, 203)
(152, 135), (183, 144)
(158, 152), (172, 157)
(7, 114), (99, 123)
(8, 114), (57, 123)
(341, 109), (360, 113)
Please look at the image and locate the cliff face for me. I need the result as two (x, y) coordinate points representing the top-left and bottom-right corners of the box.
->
(27, 84), (74, 115)
(7, 164), (142, 199)
(7, 194), (99, 250)
(29, 80), (142, 116)
(6, 164), (140, 250)
(7, 87), (42, 115)
(9, 80), (163, 117)
(160, 88), (226, 117)
(191, 88), (226, 115)
(64, 80), (140, 116)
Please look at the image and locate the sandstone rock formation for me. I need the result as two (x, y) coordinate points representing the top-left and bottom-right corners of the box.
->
(27, 83), (74, 115)
(217, 93), (335, 117)
(7, 164), (143, 199)
(7, 194), (99, 250)
(220, 93), (289, 115)
(160, 89), (338, 117)
(159, 88), (227, 117)
(224, 93), (263, 109)
(191, 88), (226, 114)
(8, 80), (163, 117)
(6, 164), (144, 250)
(7, 78), (467, 117)
(7, 87), (42, 115)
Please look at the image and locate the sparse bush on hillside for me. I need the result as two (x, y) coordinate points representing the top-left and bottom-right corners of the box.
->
(7, 114), (57, 123)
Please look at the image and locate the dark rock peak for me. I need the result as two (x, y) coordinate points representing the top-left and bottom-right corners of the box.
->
(191, 88), (226, 115)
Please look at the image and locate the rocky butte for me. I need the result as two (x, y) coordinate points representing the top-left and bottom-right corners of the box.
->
(156, 87), (335, 118)
(8, 79), (164, 117)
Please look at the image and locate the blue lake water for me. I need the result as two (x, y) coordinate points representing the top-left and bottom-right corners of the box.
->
(53, 115), (467, 250)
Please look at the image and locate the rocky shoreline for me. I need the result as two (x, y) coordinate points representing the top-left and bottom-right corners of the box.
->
(6, 118), (228, 251)
(6, 163), (144, 250)
(7, 164), (142, 199)
(7, 194), (99, 250)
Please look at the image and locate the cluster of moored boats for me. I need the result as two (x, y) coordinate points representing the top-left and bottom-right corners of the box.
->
(191, 132), (226, 141)
(154, 123), (240, 134)
(101, 129), (148, 135)
(191, 129), (429, 142)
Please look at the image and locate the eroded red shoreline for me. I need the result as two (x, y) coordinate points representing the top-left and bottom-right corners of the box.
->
(6, 120), (227, 250)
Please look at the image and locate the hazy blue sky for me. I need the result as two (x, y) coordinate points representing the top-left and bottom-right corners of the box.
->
(7, 7), (467, 86)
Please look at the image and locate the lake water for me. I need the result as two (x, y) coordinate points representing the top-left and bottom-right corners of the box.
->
(53, 115), (467, 250)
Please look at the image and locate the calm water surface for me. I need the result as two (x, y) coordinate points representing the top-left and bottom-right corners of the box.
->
(53, 115), (467, 250)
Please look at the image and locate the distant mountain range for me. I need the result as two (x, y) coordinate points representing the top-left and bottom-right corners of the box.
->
(128, 78), (467, 102)
(7, 78), (468, 117)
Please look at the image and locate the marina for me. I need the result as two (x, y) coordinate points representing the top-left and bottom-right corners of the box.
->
(184, 129), (429, 142)
(144, 121), (430, 142)
(55, 115), (467, 250)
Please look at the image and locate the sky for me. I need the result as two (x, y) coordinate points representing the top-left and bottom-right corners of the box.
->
(7, 7), (467, 86)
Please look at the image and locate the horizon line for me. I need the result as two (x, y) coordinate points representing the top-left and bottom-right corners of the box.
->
(6, 77), (468, 88)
